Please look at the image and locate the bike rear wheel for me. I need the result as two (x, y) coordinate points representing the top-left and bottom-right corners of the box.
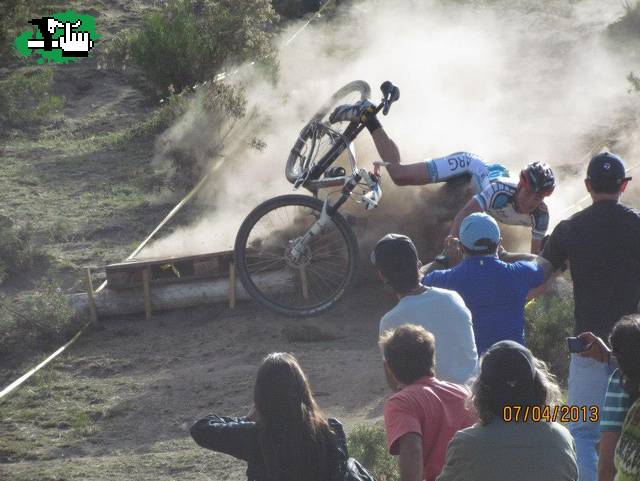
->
(285, 80), (371, 184)
(234, 194), (359, 317)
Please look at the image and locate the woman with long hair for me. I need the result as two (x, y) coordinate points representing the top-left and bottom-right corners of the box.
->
(436, 340), (578, 481)
(191, 352), (346, 481)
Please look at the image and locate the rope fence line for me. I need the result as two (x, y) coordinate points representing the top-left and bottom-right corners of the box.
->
(0, 3), (334, 403)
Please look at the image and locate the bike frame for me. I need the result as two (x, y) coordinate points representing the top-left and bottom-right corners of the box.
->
(287, 104), (385, 263)
(301, 102), (385, 194)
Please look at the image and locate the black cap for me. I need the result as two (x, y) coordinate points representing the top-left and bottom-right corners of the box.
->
(481, 341), (536, 402)
(370, 234), (418, 276)
(587, 152), (632, 184)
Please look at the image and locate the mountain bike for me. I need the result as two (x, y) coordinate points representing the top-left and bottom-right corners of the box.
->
(234, 80), (400, 316)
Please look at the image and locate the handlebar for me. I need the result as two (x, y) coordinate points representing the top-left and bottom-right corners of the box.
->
(380, 81), (400, 116)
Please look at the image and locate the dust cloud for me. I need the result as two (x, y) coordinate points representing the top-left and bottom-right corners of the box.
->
(140, 0), (640, 261)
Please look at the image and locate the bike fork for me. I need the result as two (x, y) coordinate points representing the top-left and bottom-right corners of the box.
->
(289, 173), (360, 262)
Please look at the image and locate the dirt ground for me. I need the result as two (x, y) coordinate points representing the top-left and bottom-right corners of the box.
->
(2, 1), (640, 479)
(0, 284), (396, 481)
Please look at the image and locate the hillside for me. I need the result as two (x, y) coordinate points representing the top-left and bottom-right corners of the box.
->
(1, 1), (640, 480)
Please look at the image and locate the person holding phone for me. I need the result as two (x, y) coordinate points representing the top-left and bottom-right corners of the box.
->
(542, 152), (640, 481)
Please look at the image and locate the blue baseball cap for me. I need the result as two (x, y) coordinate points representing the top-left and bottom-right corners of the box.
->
(587, 152), (632, 184)
(459, 212), (500, 252)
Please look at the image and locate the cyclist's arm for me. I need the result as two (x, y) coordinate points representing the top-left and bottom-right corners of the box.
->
(370, 128), (429, 185)
(450, 197), (483, 237)
(499, 250), (554, 283)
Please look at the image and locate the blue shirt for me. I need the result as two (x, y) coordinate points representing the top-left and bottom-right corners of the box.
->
(422, 256), (544, 354)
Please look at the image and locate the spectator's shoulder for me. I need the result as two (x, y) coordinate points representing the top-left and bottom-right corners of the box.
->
(448, 423), (482, 448)
(546, 421), (575, 445)
(422, 266), (456, 286)
(429, 286), (466, 304)
(620, 203), (640, 223)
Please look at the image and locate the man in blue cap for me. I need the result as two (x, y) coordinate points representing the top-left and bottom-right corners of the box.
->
(422, 212), (553, 355)
(542, 151), (640, 481)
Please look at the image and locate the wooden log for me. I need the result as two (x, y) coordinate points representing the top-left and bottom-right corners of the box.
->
(142, 267), (152, 320)
(228, 261), (236, 309)
(67, 270), (294, 318)
(83, 268), (98, 323)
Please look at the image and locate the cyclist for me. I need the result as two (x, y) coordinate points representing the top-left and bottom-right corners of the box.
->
(329, 101), (556, 253)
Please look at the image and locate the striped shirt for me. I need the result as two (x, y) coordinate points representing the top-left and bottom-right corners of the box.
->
(601, 369), (632, 433)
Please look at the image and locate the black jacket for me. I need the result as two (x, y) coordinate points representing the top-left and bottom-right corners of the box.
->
(190, 414), (348, 481)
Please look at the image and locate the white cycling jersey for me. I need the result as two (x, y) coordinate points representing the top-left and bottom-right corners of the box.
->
(425, 152), (549, 240)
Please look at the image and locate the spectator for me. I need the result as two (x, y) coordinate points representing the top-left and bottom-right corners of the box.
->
(611, 316), (640, 481)
(587, 316), (640, 481)
(599, 369), (632, 481)
(372, 233), (478, 384)
(379, 324), (476, 481)
(436, 340), (578, 481)
(422, 212), (553, 354)
(542, 152), (640, 481)
(191, 352), (348, 481)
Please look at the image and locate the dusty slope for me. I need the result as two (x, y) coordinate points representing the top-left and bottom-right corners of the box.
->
(1, 285), (395, 481)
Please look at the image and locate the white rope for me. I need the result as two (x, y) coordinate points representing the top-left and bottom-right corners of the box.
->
(0, 2), (335, 402)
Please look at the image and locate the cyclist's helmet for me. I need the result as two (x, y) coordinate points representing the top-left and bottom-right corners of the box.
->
(520, 162), (555, 195)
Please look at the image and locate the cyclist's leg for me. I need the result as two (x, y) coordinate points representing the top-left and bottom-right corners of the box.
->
(425, 152), (490, 192)
(371, 128), (429, 185)
(369, 127), (489, 189)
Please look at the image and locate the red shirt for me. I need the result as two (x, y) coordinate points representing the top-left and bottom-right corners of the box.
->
(383, 375), (476, 481)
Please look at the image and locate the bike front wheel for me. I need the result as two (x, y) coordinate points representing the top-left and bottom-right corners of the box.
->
(234, 194), (359, 317)
(285, 80), (371, 184)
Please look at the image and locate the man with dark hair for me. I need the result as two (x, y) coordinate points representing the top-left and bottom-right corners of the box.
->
(541, 152), (640, 481)
(379, 325), (476, 481)
(422, 212), (553, 354)
(372, 233), (477, 384)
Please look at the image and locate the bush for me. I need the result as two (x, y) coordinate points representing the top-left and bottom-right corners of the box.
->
(608, 1), (640, 42)
(0, 67), (64, 127)
(0, 0), (39, 65)
(272, 0), (323, 18)
(151, 81), (250, 188)
(347, 424), (399, 481)
(0, 282), (81, 356)
(102, 0), (278, 95)
(525, 291), (575, 385)
(0, 215), (40, 285)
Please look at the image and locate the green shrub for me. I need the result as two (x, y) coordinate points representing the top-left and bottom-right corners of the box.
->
(347, 424), (399, 481)
(0, 0), (39, 64)
(272, 0), (323, 18)
(525, 292), (574, 385)
(0, 282), (81, 356)
(102, 0), (278, 95)
(608, 1), (640, 41)
(0, 67), (64, 127)
(151, 81), (249, 188)
(0, 215), (40, 285)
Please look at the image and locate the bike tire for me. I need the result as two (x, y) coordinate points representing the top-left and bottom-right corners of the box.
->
(234, 194), (359, 317)
(285, 80), (371, 184)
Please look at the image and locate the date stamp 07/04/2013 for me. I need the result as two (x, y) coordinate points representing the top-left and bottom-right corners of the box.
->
(502, 405), (600, 423)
